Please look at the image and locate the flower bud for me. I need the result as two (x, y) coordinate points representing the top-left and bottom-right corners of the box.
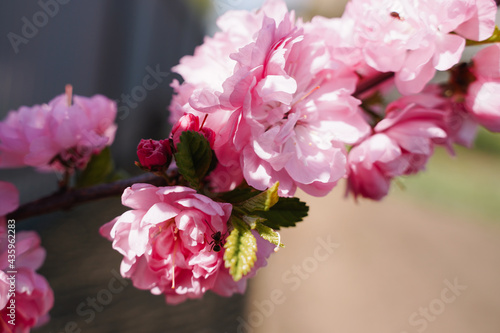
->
(136, 139), (172, 171)
(200, 127), (216, 148)
(171, 114), (215, 148)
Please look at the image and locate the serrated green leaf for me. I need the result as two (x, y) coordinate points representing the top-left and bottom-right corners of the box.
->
(239, 182), (279, 212)
(255, 223), (284, 248)
(76, 147), (114, 188)
(224, 216), (257, 281)
(174, 131), (213, 190)
(257, 197), (309, 230)
(242, 215), (266, 229)
(218, 186), (262, 204)
(466, 26), (500, 46)
(207, 149), (218, 175)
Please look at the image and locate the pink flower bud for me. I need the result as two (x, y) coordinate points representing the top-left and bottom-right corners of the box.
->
(136, 139), (172, 171)
(200, 127), (216, 148)
(170, 114), (215, 148)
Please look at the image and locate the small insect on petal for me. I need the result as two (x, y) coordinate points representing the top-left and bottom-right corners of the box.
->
(390, 11), (403, 20)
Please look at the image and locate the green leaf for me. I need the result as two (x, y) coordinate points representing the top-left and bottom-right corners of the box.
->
(241, 215), (266, 229)
(239, 182), (279, 212)
(207, 149), (219, 175)
(466, 26), (500, 46)
(174, 131), (213, 190)
(257, 197), (309, 230)
(76, 147), (114, 188)
(217, 186), (262, 204)
(255, 222), (284, 248)
(224, 216), (257, 282)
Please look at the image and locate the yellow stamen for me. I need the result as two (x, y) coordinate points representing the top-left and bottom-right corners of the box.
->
(150, 224), (164, 239)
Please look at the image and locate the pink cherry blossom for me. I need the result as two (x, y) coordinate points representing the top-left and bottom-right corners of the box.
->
(220, 6), (370, 196)
(0, 187), (53, 332)
(206, 161), (244, 193)
(347, 93), (452, 200)
(99, 183), (274, 304)
(0, 222), (54, 333)
(466, 44), (500, 132)
(170, 114), (215, 148)
(341, 0), (497, 95)
(375, 98), (448, 168)
(172, 0), (370, 197)
(385, 86), (478, 150)
(168, 3), (266, 124)
(304, 15), (363, 69)
(454, 0), (498, 41)
(0, 85), (117, 172)
(347, 134), (404, 200)
(169, 1), (291, 191)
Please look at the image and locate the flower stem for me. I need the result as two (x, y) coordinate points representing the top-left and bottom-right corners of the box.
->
(353, 72), (394, 98)
(58, 169), (71, 191)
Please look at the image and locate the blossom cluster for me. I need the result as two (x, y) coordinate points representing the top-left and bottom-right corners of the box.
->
(170, 0), (499, 200)
(0, 0), (499, 324)
(0, 84), (117, 330)
(0, 85), (117, 173)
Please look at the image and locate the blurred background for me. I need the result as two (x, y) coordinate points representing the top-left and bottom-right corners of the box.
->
(0, 0), (499, 332)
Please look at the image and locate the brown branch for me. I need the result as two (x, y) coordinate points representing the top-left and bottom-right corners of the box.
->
(354, 72), (394, 98)
(7, 173), (166, 221)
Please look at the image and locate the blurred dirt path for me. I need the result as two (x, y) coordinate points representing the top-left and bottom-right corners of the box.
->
(247, 190), (500, 333)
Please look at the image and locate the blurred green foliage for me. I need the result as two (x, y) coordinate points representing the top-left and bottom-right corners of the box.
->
(185, 0), (212, 17)
(399, 144), (500, 223)
(474, 128), (500, 155)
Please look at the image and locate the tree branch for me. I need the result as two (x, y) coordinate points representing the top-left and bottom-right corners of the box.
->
(354, 72), (394, 98)
(7, 173), (166, 221)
